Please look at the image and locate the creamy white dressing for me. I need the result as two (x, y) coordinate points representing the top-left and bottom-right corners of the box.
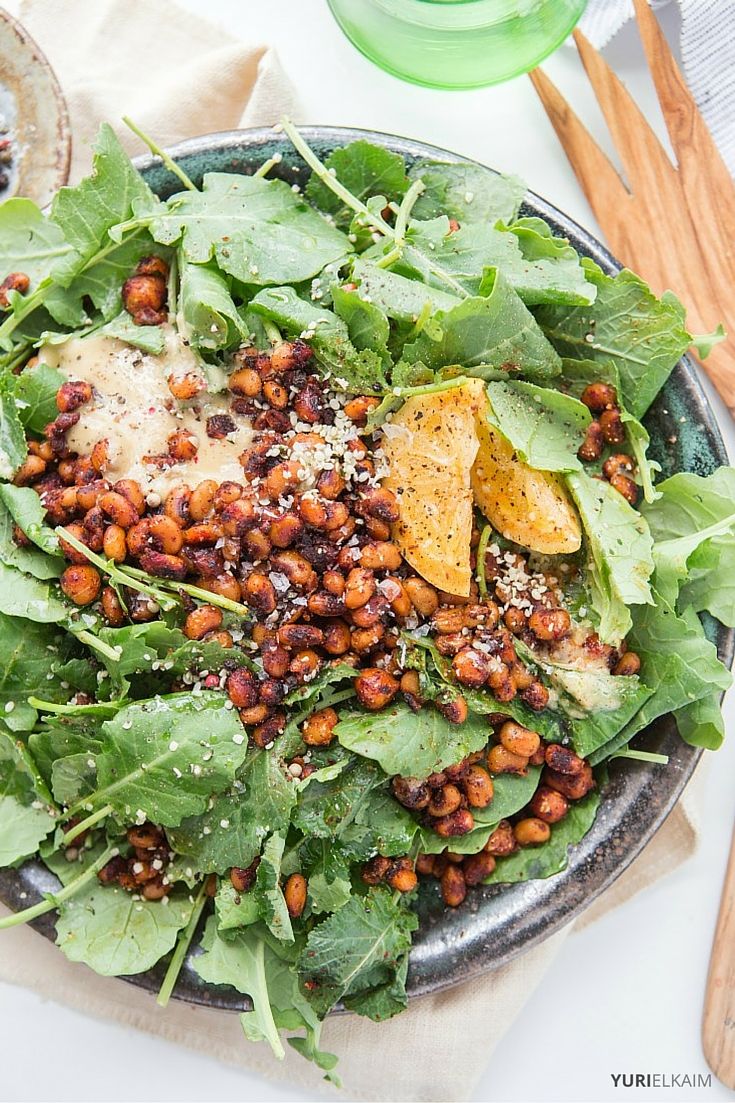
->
(40, 329), (253, 495)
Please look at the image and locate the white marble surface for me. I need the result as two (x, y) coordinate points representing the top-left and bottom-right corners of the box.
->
(2, 2), (735, 1101)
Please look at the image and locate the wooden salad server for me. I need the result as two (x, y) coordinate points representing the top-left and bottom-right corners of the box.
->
(529, 0), (735, 416)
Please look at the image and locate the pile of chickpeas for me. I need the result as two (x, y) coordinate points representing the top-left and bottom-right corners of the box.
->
(11, 257), (644, 911)
(576, 382), (640, 505)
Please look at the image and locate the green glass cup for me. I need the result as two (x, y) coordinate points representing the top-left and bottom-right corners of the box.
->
(327, 0), (587, 89)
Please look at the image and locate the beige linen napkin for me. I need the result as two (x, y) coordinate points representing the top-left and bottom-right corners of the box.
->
(0, 2), (708, 1099)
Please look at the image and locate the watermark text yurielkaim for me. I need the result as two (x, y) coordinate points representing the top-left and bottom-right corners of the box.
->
(610, 1073), (712, 1089)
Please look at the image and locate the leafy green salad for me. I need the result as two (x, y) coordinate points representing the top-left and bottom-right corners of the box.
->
(0, 118), (732, 1079)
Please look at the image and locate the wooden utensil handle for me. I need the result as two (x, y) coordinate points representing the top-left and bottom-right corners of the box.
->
(703, 824), (735, 1087)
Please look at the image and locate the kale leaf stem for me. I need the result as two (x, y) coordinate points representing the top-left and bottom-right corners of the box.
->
(123, 116), (198, 192)
(62, 803), (113, 845)
(0, 842), (118, 930)
(156, 879), (209, 1007)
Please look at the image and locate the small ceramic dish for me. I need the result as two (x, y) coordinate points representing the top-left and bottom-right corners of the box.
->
(0, 126), (731, 1009)
(0, 9), (70, 208)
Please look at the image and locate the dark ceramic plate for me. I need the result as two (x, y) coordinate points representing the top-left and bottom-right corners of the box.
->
(1, 127), (732, 1011)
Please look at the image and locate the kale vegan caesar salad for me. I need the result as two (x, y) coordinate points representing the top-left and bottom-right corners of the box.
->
(0, 119), (732, 1077)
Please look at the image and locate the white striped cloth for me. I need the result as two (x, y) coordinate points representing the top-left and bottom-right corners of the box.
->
(580, 0), (735, 176)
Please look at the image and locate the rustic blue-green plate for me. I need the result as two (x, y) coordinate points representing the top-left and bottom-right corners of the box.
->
(1, 127), (731, 1011)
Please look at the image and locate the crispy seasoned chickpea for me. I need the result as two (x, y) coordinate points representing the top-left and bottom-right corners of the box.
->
(101, 585), (126, 626)
(229, 367), (262, 397)
(614, 650), (641, 676)
(60, 564), (102, 605)
(269, 550), (317, 589)
(167, 371), (205, 400)
(428, 783), (463, 817)
(167, 428), (198, 461)
(415, 853), (435, 876)
(578, 420), (604, 463)
(462, 851), (497, 886)
(0, 271), (30, 309)
(262, 642), (291, 678)
(529, 784), (569, 824)
(545, 743), (585, 776)
(57, 522), (88, 564)
(349, 593), (387, 629)
(183, 521), (223, 547)
(351, 624), (385, 653)
(386, 857), (418, 893)
(302, 706), (339, 746)
(599, 407), (626, 445)
(432, 808), (475, 837)
(440, 863), (467, 907)
(359, 487), (400, 523)
(401, 577), (437, 618)
(269, 514), (303, 548)
(344, 567), (376, 610)
(252, 711), (286, 748)
(306, 591), (345, 618)
(316, 469), (346, 500)
(127, 823), (165, 849)
(525, 608), (568, 644)
(244, 529), (272, 562)
(514, 818), (551, 846)
(484, 820), (516, 856)
(140, 549), (187, 580)
(362, 855), (392, 885)
(290, 649), (322, 681)
(382, 576), (412, 619)
(189, 479), (218, 521)
(354, 667), (399, 710)
(487, 665), (517, 702)
(230, 862), (259, 893)
(284, 873), (307, 918)
(463, 765), (494, 808)
(543, 763), (595, 800)
(269, 339), (312, 374)
(278, 623), (325, 650)
(13, 454), (46, 486)
(122, 273), (166, 322)
(226, 668), (259, 709)
(499, 720), (541, 758)
(437, 694), (469, 724)
(142, 879), (171, 900)
(56, 380), (93, 413)
(580, 382), (617, 412)
(432, 607), (468, 635)
(522, 680), (550, 711)
(344, 395), (381, 425)
(161, 487), (190, 528)
(244, 572), (277, 614)
(262, 461), (301, 501)
(323, 620), (352, 655)
(452, 648), (490, 688)
(98, 490), (139, 529)
(262, 379), (288, 409)
(487, 743), (529, 776)
(183, 604), (223, 640)
(602, 453), (635, 480)
(359, 541), (402, 571)
(239, 703), (269, 726)
(610, 472), (639, 505)
(102, 524), (127, 563)
(391, 775), (430, 810)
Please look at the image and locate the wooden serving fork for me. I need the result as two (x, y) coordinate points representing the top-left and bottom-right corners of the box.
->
(529, 0), (735, 415)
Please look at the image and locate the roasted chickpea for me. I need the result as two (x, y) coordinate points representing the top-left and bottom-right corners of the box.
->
(323, 620), (352, 655)
(432, 808), (474, 837)
(344, 395), (380, 425)
(529, 606), (571, 641)
(436, 694), (469, 725)
(543, 763), (595, 800)
(428, 783), (463, 817)
(354, 667), (399, 710)
(522, 681), (550, 711)
(302, 706), (339, 746)
(269, 514), (303, 549)
(229, 367), (262, 397)
(226, 668), (259, 709)
(484, 820), (516, 857)
(243, 572), (277, 614)
(230, 861), (259, 893)
(463, 765), (494, 808)
(514, 818), (551, 846)
(101, 585), (126, 626)
(614, 651), (641, 676)
(391, 775), (430, 810)
(462, 851), (497, 886)
(610, 472), (640, 505)
(452, 648), (490, 688)
(499, 720), (541, 758)
(359, 541), (402, 571)
(103, 524), (127, 563)
(189, 479), (218, 521)
(544, 743), (586, 776)
(358, 487), (400, 523)
(13, 455), (46, 486)
(60, 564), (102, 605)
(577, 420), (604, 463)
(283, 873), (307, 918)
(580, 382), (617, 412)
(487, 743), (528, 776)
(98, 490), (139, 530)
(252, 711), (287, 748)
(167, 428), (198, 461)
(239, 703), (269, 726)
(529, 784), (569, 824)
(278, 623), (325, 650)
(599, 407), (626, 445)
(362, 855), (392, 885)
(386, 857), (418, 893)
(404, 577), (439, 617)
(440, 863), (467, 907)
(183, 604), (223, 640)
